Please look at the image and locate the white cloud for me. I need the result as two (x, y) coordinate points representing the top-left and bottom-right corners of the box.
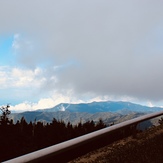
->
(0, 77), (6, 85)
(10, 92), (81, 112)
(10, 98), (56, 112)
(1, 1), (163, 106)
(11, 67), (43, 87)
(0, 66), (47, 89)
(10, 102), (33, 112)
(12, 33), (34, 52)
(147, 101), (154, 107)
(9, 92), (144, 112)
(12, 33), (20, 50)
(0, 64), (77, 106)
(0, 69), (7, 85)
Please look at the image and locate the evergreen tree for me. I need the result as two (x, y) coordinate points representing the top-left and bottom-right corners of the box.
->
(0, 104), (11, 126)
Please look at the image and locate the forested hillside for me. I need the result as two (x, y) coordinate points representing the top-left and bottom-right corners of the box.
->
(0, 105), (106, 162)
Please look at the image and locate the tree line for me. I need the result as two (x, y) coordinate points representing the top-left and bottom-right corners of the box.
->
(0, 105), (106, 162)
(2, 105), (161, 162)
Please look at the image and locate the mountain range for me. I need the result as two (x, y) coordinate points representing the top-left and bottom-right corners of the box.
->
(37, 101), (163, 113)
(10, 101), (163, 127)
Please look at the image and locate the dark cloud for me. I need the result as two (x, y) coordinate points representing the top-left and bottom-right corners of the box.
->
(1, 0), (163, 101)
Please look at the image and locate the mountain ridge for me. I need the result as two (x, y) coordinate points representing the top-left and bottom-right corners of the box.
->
(36, 101), (163, 113)
(10, 101), (162, 127)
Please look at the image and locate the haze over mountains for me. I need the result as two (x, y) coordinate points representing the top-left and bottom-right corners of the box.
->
(10, 101), (163, 126)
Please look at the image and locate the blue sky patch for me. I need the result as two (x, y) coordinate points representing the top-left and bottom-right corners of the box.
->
(0, 36), (16, 66)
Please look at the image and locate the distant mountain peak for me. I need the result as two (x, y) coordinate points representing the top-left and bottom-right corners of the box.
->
(40, 101), (162, 114)
(10, 101), (163, 127)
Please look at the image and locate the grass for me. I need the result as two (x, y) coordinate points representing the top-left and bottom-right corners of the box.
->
(69, 124), (163, 163)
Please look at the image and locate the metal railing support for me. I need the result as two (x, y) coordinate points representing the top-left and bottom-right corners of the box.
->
(3, 111), (163, 163)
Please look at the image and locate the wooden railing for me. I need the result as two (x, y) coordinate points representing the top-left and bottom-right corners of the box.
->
(3, 111), (163, 163)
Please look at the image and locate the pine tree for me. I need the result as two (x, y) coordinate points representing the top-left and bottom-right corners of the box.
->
(0, 104), (11, 126)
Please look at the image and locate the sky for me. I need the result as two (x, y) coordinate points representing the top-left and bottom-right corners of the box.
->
(0, 0), (163, 111)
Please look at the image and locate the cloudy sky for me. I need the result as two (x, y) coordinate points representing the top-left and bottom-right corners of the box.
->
(0, 0), (163, 111)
